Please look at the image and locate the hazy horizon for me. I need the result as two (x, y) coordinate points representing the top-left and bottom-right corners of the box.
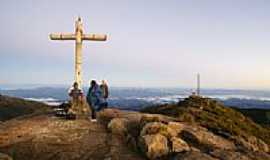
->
(1, 0), (270, 89)
(2, 83), (270, 91)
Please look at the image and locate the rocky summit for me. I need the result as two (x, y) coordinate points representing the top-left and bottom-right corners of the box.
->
(0, 96), (270, 160)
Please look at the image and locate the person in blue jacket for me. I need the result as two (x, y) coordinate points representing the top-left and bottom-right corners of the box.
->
(87, 80), (102, 119)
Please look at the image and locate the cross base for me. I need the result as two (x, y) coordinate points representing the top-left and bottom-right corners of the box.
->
(68, 98), (91, 120)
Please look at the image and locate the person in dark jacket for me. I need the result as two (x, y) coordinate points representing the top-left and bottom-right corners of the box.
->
(86, 80), (102, 119)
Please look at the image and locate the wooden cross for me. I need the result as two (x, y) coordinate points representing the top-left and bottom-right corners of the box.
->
(49, 17), (107, 88)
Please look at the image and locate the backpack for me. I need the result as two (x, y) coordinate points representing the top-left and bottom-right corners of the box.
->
(101, 84), (109, 98)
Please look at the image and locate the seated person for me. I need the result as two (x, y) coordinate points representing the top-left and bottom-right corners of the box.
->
(69, 82), (83, 101)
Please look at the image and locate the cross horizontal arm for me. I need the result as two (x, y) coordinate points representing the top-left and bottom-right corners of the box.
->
(50, 33), (76, 40)
(82, 34), (107, 41)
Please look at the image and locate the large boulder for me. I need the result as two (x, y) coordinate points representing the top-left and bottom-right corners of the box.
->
(139, 114), (177, 127)
(170, 137), (190, 153)
(167, 122), (185, 134)
(140, 122), (184, 139)
(108, 118), (128, 136)
(140, 122), (169, 136)
(181, 125), (236, 151)
(98, 108), (145, 123)
(139, 134), (169, 159)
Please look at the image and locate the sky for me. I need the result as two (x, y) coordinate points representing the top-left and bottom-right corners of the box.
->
(1, 0), (270, 89)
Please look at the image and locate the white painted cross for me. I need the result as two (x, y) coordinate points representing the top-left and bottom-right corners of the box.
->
(49, 17), (107, 88)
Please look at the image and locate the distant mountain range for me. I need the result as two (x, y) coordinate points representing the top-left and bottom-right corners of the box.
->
(1, 87), (270, 109)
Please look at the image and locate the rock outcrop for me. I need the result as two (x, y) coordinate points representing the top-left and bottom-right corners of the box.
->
(0, 96), (270, 160)
(99, 108), (270, 160)
(0, 114), (143, 160)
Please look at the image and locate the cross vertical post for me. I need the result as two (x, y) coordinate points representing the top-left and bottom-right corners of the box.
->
(75, 17), (83, 88)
